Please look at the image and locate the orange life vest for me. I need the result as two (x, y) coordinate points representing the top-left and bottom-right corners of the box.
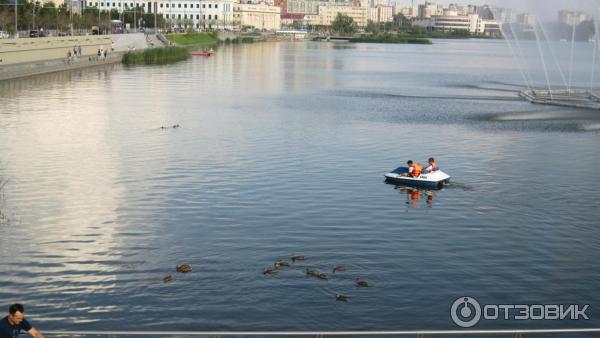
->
(412, 163), (423, 177)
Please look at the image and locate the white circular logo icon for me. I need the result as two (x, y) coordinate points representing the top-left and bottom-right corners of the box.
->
(451, 297), (482, 328)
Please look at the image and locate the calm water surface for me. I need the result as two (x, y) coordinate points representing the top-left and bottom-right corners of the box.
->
(1, 40), (600, 332)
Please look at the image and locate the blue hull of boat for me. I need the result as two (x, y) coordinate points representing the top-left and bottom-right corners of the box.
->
(385, 176), (449, 190)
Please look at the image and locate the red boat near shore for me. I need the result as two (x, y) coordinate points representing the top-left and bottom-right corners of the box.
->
(191, 51), (214, 57)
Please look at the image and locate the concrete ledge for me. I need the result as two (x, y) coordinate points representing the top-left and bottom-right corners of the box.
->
(0, 53), (123, 82)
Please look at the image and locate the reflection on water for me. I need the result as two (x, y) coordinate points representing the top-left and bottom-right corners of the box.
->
(0, 177), (7, 225)
(394, 185), (438, 209)
(0, 40), (599, 331)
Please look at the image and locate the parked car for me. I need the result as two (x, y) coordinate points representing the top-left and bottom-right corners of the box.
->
(91, 26), (107, 35)
(29, 30), (47, 37)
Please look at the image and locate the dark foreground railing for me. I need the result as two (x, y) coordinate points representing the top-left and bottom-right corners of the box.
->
(42, 328), (600, 337)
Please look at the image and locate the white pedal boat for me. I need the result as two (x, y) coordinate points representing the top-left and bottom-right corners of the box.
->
(384, 166), (451, 189)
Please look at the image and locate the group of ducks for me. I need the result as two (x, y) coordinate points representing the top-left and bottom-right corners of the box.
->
(163, 264), (192, 283)
(160, 124), (181, 129)
(263, 255), (370, 302)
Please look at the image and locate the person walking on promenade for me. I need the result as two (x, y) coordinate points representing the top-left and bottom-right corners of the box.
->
(0, 304), (44, 338)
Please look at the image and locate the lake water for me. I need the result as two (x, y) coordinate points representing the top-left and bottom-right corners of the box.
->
(1, 39), (600, 333)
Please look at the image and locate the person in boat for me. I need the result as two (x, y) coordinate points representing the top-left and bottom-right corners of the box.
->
(424, 157), (437, 173)
(402, 160), (423, 177)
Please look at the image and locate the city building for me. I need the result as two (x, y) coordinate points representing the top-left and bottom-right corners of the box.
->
(558, 10), (592, 26)
(491, 7), (514, 23)
(305, 3), (368, 27)
(273, 0), (287, 14)
(233, 2), (281, 30)
(398, 5), (417, 18)
(369, 5), (392, 23)
(477, 18), (501, 37)
(84, 0), (234, 29)
(431, 14), (478, 32)
(517, 13), (535, 29)
(286, 0), (332, 15)
(280, 12), (305, 27)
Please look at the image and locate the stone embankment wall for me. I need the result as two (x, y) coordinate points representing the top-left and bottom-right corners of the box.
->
(0, 35), (113, 65)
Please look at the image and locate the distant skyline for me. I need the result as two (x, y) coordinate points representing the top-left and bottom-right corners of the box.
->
(390, 0), (479, 5)
(390, 0), (598, 20)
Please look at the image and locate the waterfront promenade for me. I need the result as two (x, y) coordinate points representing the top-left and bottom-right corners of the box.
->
(0, 33), (149, 81)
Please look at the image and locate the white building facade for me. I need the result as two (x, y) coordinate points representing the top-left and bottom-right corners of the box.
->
(233, 2), (281, 30)
(84, 0), (235, 29)
(432, 14), (478, 32)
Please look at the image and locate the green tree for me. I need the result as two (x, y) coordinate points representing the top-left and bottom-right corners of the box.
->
(392, 13), (411, 32)
(365, 19), (379, 34)
(331, 13), (356, 36)
(448, 29), (470, 38)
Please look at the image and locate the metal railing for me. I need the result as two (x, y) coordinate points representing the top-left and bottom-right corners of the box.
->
(42, 328), (600, 337)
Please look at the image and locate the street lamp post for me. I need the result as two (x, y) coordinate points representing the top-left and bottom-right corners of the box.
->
(15, 0), (18, 37)
(70, 0), (74, 35)
(32, 1), (36, 31)
(120, 0), (123, 30)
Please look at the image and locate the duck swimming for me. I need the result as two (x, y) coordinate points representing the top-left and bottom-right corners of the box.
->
(176, 264), (192, 273)
(332, 265), (347, 273)
(274, 260), (290, 268)
(355, 279), (370, 287)
(163, 275), (174, 283)
(263, 267), (278, 275)
(291, 255), (307, 262)
(317, 273), (329, 280)
(336, 294), (350, 302)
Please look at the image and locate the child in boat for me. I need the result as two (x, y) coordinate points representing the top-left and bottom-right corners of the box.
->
(402, 160), (423, 177)
(424, 157), (437, 173)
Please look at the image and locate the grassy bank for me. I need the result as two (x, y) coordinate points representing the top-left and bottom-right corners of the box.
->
(122, 46), (190, 65)
(349, 33), (432, 44)
(406, 30), (500, 40)
(222, 36), (256, 44)
(166, 32), (219, 45)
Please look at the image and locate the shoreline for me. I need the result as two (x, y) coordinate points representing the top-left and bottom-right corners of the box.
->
(0, 53), (123, 82)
